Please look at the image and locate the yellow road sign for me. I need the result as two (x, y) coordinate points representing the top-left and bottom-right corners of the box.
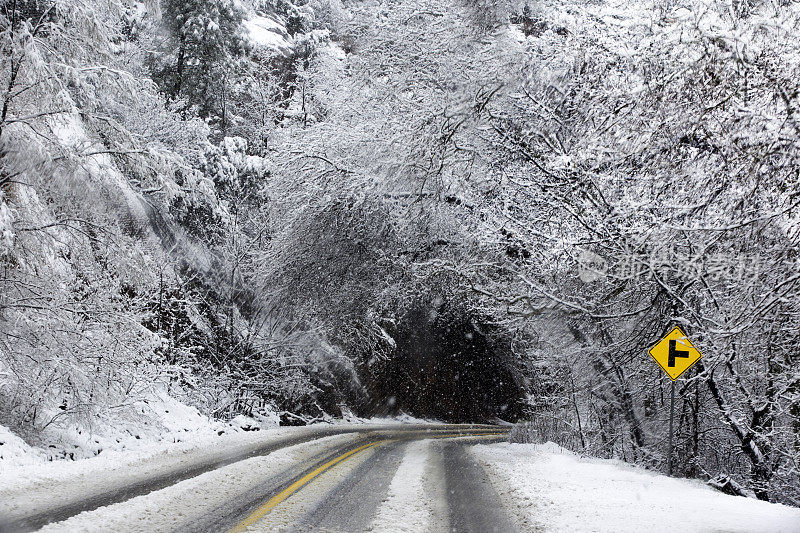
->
(648, 326), (702, 380)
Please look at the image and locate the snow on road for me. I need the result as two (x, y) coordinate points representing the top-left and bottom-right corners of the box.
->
(473, 442), (800, 533)
(0, 418), (433, 529)
(34, 433), (360, 533)
(7, 430), (799, 533)
(369, 440), (437, 532)
(1, 424), (299, 523)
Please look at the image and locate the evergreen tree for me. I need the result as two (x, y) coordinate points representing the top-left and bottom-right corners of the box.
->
(153, 0), (249, 129)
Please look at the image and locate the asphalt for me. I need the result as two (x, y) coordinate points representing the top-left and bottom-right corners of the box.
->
(2, 424), (512, 533)
(289, 441), (407, 532)
(441, 439), (518, 533)
(220, 431), (515, 532)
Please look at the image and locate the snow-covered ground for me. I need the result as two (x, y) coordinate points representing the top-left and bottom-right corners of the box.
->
(0, 392), (279, 479)
(473, 442), (800, 533)
(244, 14), (292, 53)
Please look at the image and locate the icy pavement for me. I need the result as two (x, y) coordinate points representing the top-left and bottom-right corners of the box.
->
(473, 442), (800, 533)
(0, 420), (440, 531)
(33, 434), (360, 532)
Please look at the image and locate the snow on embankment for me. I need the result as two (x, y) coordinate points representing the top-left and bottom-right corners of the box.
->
(0, 424), (47, 466)
(242, 5), (336, 61)
(472, 442), (800, 533)
(245, 13), (293, 53)
(0, 384), (276, 467)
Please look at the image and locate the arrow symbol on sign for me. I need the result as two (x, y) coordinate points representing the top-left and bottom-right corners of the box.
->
(668, 339), (690, 367)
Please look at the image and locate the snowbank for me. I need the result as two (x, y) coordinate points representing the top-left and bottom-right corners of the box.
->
(0, 390), (275, 472)
(0, 424), (47, 466)
(472, 442), (800, 533)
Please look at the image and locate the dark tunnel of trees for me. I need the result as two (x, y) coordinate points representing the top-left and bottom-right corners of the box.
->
(360, 302), (527, 423)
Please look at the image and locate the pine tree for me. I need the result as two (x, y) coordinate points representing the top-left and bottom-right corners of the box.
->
(153, 0), (249, 129)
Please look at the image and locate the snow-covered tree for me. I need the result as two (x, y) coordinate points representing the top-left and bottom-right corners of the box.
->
(151, 0), (249, 128)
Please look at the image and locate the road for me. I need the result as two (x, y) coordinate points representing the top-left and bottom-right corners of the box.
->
(2, 424), (515, 533)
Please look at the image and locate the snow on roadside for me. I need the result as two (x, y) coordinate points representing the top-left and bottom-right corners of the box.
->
(472, 442), (800, 533)
(0, 391), (276, 486)
(0, 424), (301, 526)
(351, 414), (441, 425)
(0, 424), (47, 466)
(369, 440), (435, 532)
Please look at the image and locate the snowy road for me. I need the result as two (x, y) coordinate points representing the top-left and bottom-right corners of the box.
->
(4, 424), (800, 533)
(205, 429), (512, 532)
(0, 424), (509, 533)
(440, 440), (517, 533)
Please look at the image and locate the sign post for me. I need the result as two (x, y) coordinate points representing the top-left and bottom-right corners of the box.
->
(667, 380), (675, 476)
(647, 325), (703, 476)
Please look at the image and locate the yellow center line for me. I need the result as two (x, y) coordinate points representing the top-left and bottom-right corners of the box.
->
(229, 439), (390, 532)
(228, 429), (508, 532)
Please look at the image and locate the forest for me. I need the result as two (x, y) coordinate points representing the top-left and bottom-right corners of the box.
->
(1, 0), (799, 507)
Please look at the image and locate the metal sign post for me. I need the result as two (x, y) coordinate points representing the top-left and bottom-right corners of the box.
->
(647, 325), (703, 477)
(667, 380), (675, 476)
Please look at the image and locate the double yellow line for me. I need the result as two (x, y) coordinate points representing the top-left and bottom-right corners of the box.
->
(229, 440), (389, 532)
(229, 430), (507, 532)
